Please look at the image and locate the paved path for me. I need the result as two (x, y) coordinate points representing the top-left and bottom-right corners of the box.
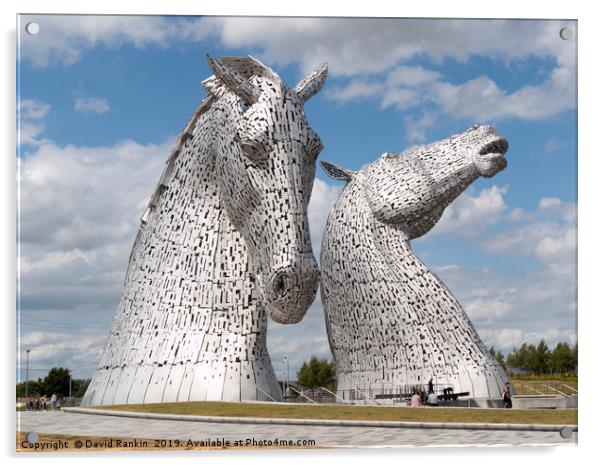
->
(18, 411), (577, 448)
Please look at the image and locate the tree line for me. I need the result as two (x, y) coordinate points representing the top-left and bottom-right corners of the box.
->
(296, 340), (578, 390)
(489, 340), (577, 375)
(16, 367), (90, 399)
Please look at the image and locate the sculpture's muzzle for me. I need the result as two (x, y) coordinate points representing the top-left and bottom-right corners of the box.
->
(259, 253), (320, 324)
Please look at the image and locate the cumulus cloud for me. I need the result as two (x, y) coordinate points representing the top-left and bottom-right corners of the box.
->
(74, 97), (110, 114)
(19, 16), (576, 132)
(210, 18), (574, 77)
(483, 219), (576, 266)
(432, 264), (576, 352)
(422, 185), (508, 238)
(431, 69), (574, 121)
(18, 99), (51, 146)
(19, 15), (215, 68)
(18, 133), (174, 376)
(308, 179), (341, 256)
(403, 111), (438, 142)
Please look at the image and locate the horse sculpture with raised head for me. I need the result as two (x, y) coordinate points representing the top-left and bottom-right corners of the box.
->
(82, 55), (327, 406)
(320, 124), (511, 400)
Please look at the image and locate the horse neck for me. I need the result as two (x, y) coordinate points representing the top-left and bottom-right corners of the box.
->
(129, 100), (252, 292)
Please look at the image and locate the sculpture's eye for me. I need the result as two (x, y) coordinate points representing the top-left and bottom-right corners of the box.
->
(239, 139), (268, 164)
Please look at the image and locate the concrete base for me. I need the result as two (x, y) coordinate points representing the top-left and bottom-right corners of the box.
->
(512, 395), (576, 410)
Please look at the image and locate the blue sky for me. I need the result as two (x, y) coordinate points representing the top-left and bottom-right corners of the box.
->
(17, 15), (577, 380)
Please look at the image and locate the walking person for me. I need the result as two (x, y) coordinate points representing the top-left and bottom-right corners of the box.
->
(428, 378), (434, 395)
(502, 382), (512, 408)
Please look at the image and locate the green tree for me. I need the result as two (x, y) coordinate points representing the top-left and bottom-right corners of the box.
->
(42, 367), (71, 397)
(297, 356), (335, 390)
(71, 378), (91, 398)
(16, 378), (44, 398)
(533, 340), (551, 373)
(489, 346), (507, 371)
(570, 343), (578, 373)
(551, 342), (573, 374)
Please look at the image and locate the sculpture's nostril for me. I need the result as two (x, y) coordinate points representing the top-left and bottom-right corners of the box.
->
(274, 274), (287, 298)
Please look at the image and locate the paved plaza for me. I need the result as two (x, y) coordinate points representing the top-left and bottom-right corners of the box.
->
(17, 411), (577, 448)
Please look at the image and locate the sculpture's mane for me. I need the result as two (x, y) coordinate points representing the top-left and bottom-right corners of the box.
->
(140, 57), (281, 225)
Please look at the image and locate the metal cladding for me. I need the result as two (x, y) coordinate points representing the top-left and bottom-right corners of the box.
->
(82, 56), (327, 406)
(320, 125), (512, 400)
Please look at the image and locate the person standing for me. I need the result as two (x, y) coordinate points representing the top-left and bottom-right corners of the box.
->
(502, 382), (512, 408)
(50, 393), (57, 410)
(428, 378), (434, 395)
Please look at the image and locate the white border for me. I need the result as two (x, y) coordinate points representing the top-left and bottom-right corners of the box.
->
(3, 1), (600, 465)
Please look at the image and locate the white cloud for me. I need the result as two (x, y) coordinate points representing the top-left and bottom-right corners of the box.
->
(18, 99), (51, 146)
(211, 18), (574, 77)
(483, 220), (576, 266)
(326, 80), (384, 103)
(403, 111), (437, 142)
(217, 17), (575, 124)
(431, 70), (574, 121)
(422, 185), (508, 238)
(308, 179), (341, 256)
(19, 15), (215, 68)
(464, 297), (512, 321)
(479, 328), (576, 352)
(385, 66), (441, 87)
(431, 264), (576, 352)
(20, 16), (576, 130)
(74, 97), (110, 114)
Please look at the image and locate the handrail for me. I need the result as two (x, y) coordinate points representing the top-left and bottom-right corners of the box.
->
(255, 385), (278, 402)
(354, 387), (380, 405)
(560, 383), (578, 393)
(287, 386), (318, 404)
(522, 384), (546, 396)
(319, 386), (348, 404)
(543, 384), (570, 398)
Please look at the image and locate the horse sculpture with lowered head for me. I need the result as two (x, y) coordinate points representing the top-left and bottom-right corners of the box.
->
(82, 55), (327, 406)
(320, 124), (512, 400)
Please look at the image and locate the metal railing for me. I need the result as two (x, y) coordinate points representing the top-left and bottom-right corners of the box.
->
(512, 380), (578, 397)
(287, 386), (318, 404)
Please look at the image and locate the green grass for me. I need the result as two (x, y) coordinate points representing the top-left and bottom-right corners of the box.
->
(101, 401), (577, 426)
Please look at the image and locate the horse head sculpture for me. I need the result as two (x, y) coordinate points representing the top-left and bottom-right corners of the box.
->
(207, 55), (325, 324)
(83, 55), (327, 406)
(320, 124), (511, 400)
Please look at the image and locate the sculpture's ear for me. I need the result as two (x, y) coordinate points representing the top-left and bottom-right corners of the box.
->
(320, 160), (354, 182)
(294, 63), (328, 104)
(206, 54), (260, 104)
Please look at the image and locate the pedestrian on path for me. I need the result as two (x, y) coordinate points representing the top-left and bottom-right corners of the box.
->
(502, 382), (512, 408)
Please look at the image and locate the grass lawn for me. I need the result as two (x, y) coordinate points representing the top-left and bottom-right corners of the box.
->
(102, 401), (577, 426)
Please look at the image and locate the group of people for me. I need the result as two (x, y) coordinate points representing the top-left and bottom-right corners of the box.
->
(409, 378), (439, 407)
(23, 393), (59, 411)
(408, 379), (513, 408)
